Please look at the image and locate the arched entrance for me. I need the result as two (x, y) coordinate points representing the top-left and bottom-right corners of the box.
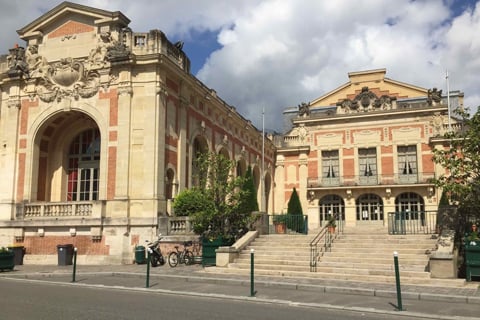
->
(394, 192), (425, 221)
(32, 111), (101, 202)
(356, 193), (384, 225)
(319, 194), (345, 227)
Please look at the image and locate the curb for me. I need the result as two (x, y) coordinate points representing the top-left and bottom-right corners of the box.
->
(2, 271), (479, 305)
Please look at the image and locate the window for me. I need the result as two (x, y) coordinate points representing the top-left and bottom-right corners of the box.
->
(394, 192), (424, 220)
(67, 129), (100, 201)
(356, 193), (383, 221)
(358, 148), (377, 185)
(134, 35), (146, 47)
(322, 150), (339, 186)
(319, 194), (345, 226)
(398, 146), (417, 183)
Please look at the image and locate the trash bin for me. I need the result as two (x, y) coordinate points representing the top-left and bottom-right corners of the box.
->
(135, 245), (146, 264)
(57, 244), (74, 266)
(7, 246), (25, 265)
(465, 240), (480, 281)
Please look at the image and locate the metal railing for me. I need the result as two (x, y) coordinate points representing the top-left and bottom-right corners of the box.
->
(269, 214), (308, 235)
(387, 211), (438, 235)
(309, 215), (344, 272)
(308, 172), (435, 187)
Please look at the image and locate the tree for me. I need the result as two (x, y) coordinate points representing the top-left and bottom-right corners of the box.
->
(173, 188), (212, 217)
(287, 188), (303, 215)
(432, 108), (480, 220)
(175, 152), (255, 241)
(286, 187), (304, 233)
(238, 166), (259, 214)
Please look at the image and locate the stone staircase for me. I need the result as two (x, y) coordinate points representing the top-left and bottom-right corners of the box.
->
(210, 226), (468, 287)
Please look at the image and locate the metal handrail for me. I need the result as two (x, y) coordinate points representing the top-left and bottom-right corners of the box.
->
(309, 214), (343, 272)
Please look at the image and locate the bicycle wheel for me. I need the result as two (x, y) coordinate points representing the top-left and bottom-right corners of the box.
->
(184, 251), (194, 265)
(168, 252), (178, 267)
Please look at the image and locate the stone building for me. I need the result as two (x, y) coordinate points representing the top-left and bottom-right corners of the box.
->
(274, 69), (462, 230)
(0, 2), (275, 264)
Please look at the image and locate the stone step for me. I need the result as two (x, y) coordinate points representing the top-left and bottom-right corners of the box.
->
(319, 256), (428, 265)
(205, 267), (466, 288)
(329, 248), (429, 254)
(234, 258), (427, 272)
(231, 262), (431, 278)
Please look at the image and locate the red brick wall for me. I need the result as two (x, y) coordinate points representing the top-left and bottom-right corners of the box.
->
(48, 21), (94, 39)
(23, 236), (109, 255)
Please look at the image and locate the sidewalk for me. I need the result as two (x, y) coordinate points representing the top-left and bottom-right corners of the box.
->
(1, 263), (480, 319)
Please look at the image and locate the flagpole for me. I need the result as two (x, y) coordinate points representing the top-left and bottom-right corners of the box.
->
(446, 70), (451, 131)
(261, 107), (265, 212)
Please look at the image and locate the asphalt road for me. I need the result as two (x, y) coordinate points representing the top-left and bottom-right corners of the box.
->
(0, 278), (431, 320)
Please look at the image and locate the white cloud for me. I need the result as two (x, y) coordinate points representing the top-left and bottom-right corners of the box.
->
(0, 0), (479, 131)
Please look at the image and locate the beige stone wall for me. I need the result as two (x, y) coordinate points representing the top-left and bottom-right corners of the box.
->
(0, 2), (275, 264)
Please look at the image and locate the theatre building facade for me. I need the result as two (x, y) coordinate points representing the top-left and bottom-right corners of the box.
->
(274, 69), (462, 230)
(0, 2), (275, 264)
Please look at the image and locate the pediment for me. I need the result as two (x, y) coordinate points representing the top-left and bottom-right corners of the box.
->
(17, 1), (130, 42)
(310, 69), (427, 108)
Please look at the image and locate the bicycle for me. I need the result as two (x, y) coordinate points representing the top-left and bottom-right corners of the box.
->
(168, 241), (194, 267)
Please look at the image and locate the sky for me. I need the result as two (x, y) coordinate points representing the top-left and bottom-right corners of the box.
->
(0, 0), (479, 132)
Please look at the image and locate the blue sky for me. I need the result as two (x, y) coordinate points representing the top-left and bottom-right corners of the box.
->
(1, 0), (479, 132)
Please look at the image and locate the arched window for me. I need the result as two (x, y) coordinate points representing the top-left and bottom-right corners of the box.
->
(319, 195), (345, 226)
(191, 136), (208, 187)
(394, 192), (425, 220)
(165, 168), (175, 200)
(356, 193), (383, 222)
(67, 129), (100, 201)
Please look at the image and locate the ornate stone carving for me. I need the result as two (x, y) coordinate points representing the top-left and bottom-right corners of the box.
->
(26, 45), (49, 78)
(7, 96), (21, 109)
(298, 102), (310, 116)
(427, 88), (442, 106)
(337, 87), (395, 114)
(7, 46), (29, 78)
(430, 114), (444, 135)
(106, 28), (131, 62)
(35, 58), (100, 102)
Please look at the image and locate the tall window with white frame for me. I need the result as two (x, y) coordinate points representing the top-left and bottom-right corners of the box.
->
(67, 129), (100, 201)
(358, 148), (377, 185)
(397, 145), (417, 183)
(322, 150), (339, 186)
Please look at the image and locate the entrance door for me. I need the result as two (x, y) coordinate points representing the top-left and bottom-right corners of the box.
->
(356, 193), (383, 225)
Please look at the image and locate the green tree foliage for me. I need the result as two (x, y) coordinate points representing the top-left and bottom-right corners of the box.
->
(173, 188), (212, 217)
(287, 188), (303, 215)
(238, 166), (259, 214)
(286, 188), (304, 232)
(432, 108), (480, 218)
(174, 152), (255, 241)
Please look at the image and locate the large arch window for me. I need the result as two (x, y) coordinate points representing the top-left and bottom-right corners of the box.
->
(191, 136), (208, 187)
(319, 194), (345, 226)
(67, 129), (100, 201)
(356, 193), (383, 221)
(394, 192), (425, 220)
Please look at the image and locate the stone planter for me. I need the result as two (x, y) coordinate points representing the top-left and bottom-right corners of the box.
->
(274, 222), (286, 234)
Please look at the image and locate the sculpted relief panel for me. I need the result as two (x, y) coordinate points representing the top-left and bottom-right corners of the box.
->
(6, 27), (131, 103)
(336, 86), (396, 114)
